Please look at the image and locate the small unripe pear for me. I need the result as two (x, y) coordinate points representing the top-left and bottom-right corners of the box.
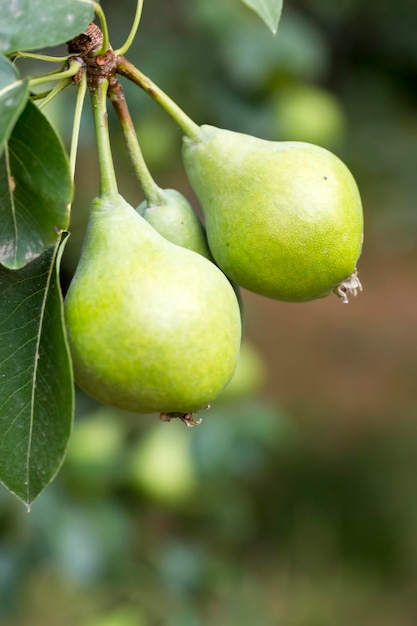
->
(137, 188), (213, 260)
(129, 421), (197, 504)
(182, 125), (363, 302)
(64, 194), (241, 416)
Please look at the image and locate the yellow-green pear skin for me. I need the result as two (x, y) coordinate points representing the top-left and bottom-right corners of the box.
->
(137, 188), (213, 260)
(64, 194), (241, 414)
(137, 187), (244, 317)
(182, 126), (364, 302)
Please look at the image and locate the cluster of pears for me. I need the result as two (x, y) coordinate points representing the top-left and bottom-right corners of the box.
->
(64, 65), (363, 422)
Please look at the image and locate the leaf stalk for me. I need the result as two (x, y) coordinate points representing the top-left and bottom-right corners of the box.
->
(29, 60), (82, 88)
(36, 78), (71, 109)
(114, 0), (144, 57)
(93, 2), (110, 56)
(69, 72), (88, 181)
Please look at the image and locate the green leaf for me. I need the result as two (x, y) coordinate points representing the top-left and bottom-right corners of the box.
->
(0, 56), (29, 157)
(0, 234), (73, 507)
(0, 99), (72, 270)
(240, 0), (283, 34)
(0, 0), (95, 55)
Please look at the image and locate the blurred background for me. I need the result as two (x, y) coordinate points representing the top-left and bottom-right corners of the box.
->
(2, 0), (417, 623)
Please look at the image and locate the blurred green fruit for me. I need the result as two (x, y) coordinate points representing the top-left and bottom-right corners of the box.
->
(83, 607), (145, 626)
(274, 83), (347, 147)
(135, 113), (179, 170)
(129, 422), (197, 504)
(216, 341), (266, 402)
(66, 409), (124, 468)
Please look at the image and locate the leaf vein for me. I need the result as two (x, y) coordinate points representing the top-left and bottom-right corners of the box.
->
(26, 242), (60, 501)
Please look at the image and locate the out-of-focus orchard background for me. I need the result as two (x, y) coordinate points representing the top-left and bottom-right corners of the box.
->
(2, 0), (417, 624)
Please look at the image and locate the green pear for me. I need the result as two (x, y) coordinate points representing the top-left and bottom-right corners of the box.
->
(129, 420), (197, 504)
(137, 187), (244, 316)
(136, 187), (213, 260)
(64, 194), (241, 416)
(216, 340), (266, 403)
(182, 125), (363, 302)
(273, 83), (347, 147)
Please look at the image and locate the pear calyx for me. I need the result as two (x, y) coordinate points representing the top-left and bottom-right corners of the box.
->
(333, 269), (363, 304)
(159, 407), (210, 428)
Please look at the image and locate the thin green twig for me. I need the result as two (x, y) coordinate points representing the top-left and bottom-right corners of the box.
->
(30, 89), (53, 101)
(114, 0), (144, 57)
(69, 72), (87, 181)
(37, 78), (71, 109)
(27, 63), (68, 80)
(13, 51), (73, 63)
(29, 60), (82, 88)
(93, 2), (110, 56)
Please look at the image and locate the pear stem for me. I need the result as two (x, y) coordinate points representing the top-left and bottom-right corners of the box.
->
(89, 77), (119, 199)
(108, 76), (162, 205)
(116, 57), (201, 140)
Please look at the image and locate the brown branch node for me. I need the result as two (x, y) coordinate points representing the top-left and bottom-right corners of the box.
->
(67, 22), (117, 86)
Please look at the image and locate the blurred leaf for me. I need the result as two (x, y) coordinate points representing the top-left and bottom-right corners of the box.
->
(240, 0), (283, 34)
(0, 0), (95, 54)
(0, 56), (29, 157)
(0, 99), (72, 269)
(155, 540), (206, 593)
(0, 234), (73, 506)
(29, 491), (132, 583)
(222, 10), (329, 91)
